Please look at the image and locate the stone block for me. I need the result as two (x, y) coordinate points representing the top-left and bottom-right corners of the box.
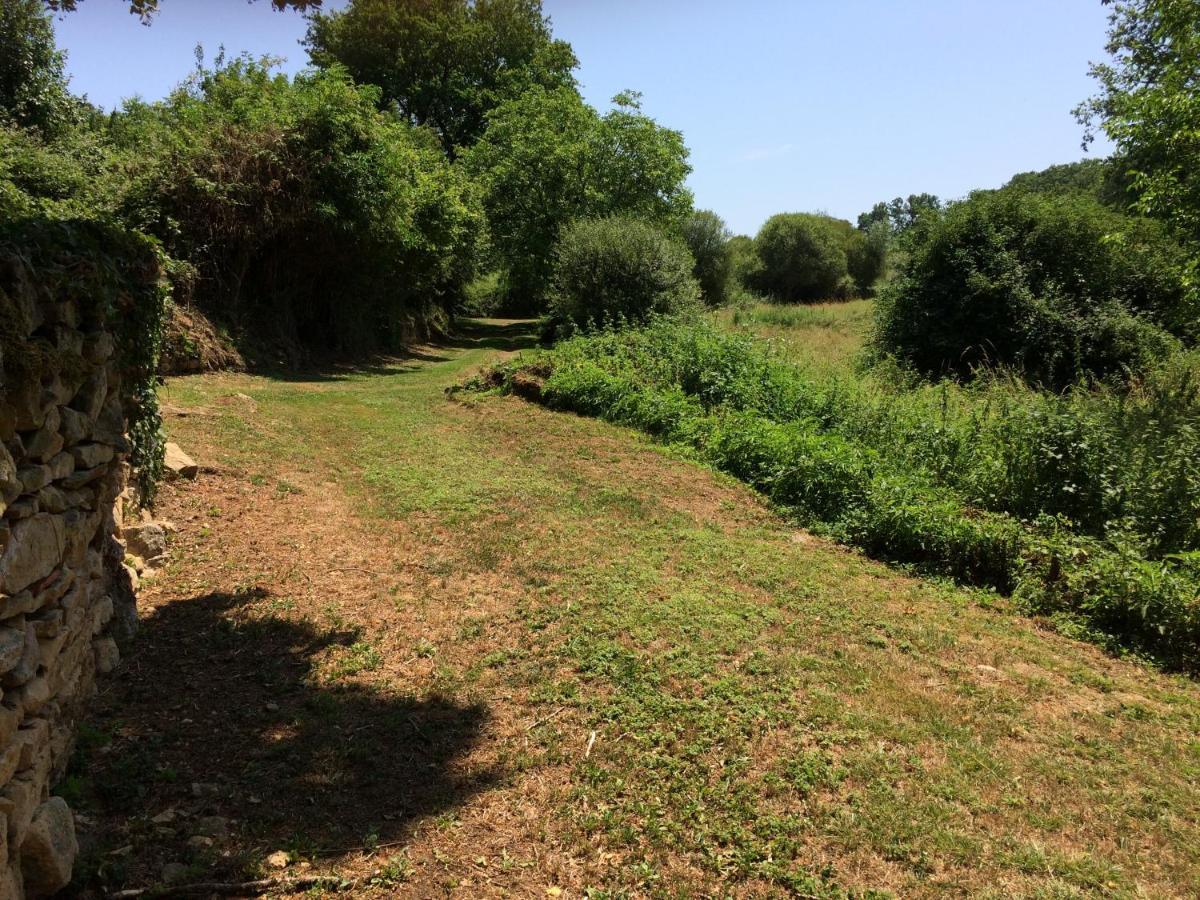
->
(68, 370), (106, 422)
(56, 408), (90, 448)
(22, 409), (62, 464)
(20, 797), (76, 896)
(0, 630), (25, 676)
(164, 443), (198, 480)
(44, 453), (73, 484)
(0, 626), (38, 689)
(0, 516), (65, 598)
(68, 443), (113, 471)
(15, 467), (49, 495)
(92, 638), (119, 675)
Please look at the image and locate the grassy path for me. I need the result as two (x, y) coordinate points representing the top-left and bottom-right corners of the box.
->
(76, 320), (1200, 898)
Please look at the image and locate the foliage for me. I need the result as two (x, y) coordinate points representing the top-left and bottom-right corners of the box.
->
(725, 234), (760, 294)
(113, 57), (484, 358)
(0, 0), (80, 137)
(464, 87), (692, 311)
(1077, 0), (1200, 256)
(44, 0), (318, 22)
(750, 213), (853, 302)
(845, 219), (888, 295)
(481, 319), (1200, 667)
(547, 215), (700, 333)
(874, 188), (1193, 386)
(0, 132), (168, 500)
(1004, 157), (1133, 208)
(856, 193), (942, 233)
(681, 209), (732, 306)
(305, 0), (576, 158)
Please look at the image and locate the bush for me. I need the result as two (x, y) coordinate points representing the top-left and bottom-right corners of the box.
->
(681, 209), (733, 306)
(473, 320), (1200, 668)
(874, 189), (1193, 386)
(752, 213), (853, 302)
(114, 57), (484, 359)
(547, 215), (701, 332)
(846, 220), (889, 295)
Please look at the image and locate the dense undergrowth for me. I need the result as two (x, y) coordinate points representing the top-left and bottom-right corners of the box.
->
(475, 319), (1200, 669)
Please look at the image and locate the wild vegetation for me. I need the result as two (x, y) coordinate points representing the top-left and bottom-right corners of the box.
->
(6, 0), (1200, 895)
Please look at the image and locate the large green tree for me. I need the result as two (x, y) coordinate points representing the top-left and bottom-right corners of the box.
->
(681, 209), (733, 306)
(305, 0), (577, 157)
(1, 0), (78, 136)
(463, 87), (691, 309)
(1077, 0), (1200, 251)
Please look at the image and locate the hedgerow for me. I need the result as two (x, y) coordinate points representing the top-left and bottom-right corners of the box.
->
(1, 135), (169, 500)
(475, 321), (1200, 669)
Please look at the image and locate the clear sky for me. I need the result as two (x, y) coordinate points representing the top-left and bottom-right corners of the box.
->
(53, 0), (1114, 235)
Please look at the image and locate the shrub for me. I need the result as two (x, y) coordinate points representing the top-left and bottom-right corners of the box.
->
(846, 220), (889, 295)
(752, 213), (852, 302)
(473, 320), (1200, 668)
(547, 215), (701, 332)
(681, 209), (733, 306)
(114, 57), (484, 359)
(874, 189), (1193, 386)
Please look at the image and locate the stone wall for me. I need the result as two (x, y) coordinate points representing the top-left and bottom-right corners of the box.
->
(0, 251), (143, 897)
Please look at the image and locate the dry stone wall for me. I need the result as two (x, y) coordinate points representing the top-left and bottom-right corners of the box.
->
(0, 251), (143, 897)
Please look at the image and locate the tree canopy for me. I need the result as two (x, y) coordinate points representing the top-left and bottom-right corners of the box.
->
(463, 87), (692, 308)
(1077, 0), (1200, 252)
(305, 0), (577, 157)
(1, 0), (79, 136)
(44, 0), (319, 22)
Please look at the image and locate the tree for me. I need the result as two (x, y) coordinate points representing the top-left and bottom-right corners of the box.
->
(549, 215), (700, 332)
(463, 87), (692, 309)
(1077, 0), (1200, 252)
(753, 213), (852, 302)
(461, 85), (597, 308)
(305, 0), (577, 157)
(874, 189), (1191, 386)
(681, 209), (733, 306)
(44, 0), (319, 22)
(1, 0), (78, 136)
(857, 193), (942, 233)
(114, 57), (483, 355)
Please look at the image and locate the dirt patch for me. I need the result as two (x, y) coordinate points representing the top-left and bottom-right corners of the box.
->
(75, 462), (594, 897)
(159, 304), (245, 375)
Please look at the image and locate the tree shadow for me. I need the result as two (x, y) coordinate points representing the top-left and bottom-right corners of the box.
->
(439, 318), (541, 354)
(240, 319), (539, 385)
(75, 588), (497, 893)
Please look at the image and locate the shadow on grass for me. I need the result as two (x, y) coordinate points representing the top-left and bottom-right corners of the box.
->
(75, 588), (495, 894)
(250, 318), (540, 384)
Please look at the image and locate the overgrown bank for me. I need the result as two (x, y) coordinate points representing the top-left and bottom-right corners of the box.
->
(475, 320), (1200, 669)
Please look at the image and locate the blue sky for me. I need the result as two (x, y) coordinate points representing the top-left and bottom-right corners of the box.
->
(53, 0), (1114, 235)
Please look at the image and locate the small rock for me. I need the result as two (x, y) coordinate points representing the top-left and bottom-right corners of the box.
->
(123, 522), (167, 561)
(164, 443), (198, 480)
(195, 816), (229, 839)
(187, 835), (214, 850)
(266, 850), (290, 869)
(161, 862), (190, 885)
(93, 637), (120, 674)
(151, 808), (176, 825)
(264, 702), (279, 713)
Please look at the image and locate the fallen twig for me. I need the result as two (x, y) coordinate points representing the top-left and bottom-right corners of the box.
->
(525, 706), (565, 731)
(108, 874), (351, 898)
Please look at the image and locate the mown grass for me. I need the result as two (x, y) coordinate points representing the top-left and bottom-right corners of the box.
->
(147, 318), (1200, 897)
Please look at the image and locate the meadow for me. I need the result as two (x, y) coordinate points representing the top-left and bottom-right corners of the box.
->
(70, 320), (1200, 897)
(483, 302), (1200, 669)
